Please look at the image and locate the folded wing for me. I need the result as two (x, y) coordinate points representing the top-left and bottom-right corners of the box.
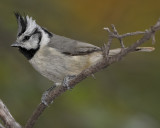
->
(48, 34), (101, 55)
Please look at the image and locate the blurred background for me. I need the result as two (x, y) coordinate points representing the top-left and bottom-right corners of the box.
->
(0, 0), (160, 128)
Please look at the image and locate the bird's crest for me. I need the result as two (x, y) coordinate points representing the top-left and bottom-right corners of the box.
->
(14, 12), (37, 36)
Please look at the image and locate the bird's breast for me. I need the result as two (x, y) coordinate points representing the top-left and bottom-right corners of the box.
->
(29, 47), (93, 83)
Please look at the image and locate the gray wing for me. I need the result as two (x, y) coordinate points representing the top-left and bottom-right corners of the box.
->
(48, 34), (101, 55)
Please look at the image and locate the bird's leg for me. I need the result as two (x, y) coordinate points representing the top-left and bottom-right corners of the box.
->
(41, 83), (61, 106)
(41, 75), (76, 105)
(62, 75), (76, 90)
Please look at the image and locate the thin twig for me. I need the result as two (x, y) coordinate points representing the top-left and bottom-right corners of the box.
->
(120, 31), (145, 38)
(0, 99), (21, 128)
(24, 18), (160, 128)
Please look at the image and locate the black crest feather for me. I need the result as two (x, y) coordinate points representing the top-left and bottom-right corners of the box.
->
(14, 12), (27, 36)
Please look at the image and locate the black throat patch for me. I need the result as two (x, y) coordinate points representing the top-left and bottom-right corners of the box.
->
(19, 47), (40, 60)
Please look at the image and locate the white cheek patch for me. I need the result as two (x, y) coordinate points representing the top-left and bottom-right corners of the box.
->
(31, 40), (39, 49)
(21, 40), (38, 50)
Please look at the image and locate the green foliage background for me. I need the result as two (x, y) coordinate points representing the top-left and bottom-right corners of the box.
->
(0, 0), (160, 128)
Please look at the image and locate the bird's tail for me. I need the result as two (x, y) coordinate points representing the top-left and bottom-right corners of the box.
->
(89, 47), (155, 66)
(109, 47), (155, 56)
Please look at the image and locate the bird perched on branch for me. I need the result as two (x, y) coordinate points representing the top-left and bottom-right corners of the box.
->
(11, 13), (154, 102)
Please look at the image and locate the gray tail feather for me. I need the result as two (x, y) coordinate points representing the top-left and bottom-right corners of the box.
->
(109, 47), (155, 56)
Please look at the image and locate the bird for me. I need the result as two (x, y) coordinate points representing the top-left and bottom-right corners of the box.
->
(11, 13), (154, 104)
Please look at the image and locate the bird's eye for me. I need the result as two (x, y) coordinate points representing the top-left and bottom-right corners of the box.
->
(23, 36), (31, 41)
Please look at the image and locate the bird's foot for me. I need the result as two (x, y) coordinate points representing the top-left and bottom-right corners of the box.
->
(63, 75), (76, 90)
(41, 85), (56, 106)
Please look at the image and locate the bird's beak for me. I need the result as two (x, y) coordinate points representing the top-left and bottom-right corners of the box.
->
(11, 42), (20, 47)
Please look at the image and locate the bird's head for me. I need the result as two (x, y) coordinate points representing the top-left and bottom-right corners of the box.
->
(11, 13), (52, 51)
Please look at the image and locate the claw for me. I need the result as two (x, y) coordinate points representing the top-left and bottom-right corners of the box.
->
(63, 75), (76, 90)
(41, 85), (56, 106)
(41, 91), (49, 106)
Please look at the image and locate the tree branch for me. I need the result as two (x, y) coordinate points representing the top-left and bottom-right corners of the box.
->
(24, 18), (160, 128)
(0, 99), (21, 128)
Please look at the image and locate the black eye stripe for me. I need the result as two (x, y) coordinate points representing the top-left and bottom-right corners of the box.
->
(22, 28), (40, 42)
(23, 35), (31, 41)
